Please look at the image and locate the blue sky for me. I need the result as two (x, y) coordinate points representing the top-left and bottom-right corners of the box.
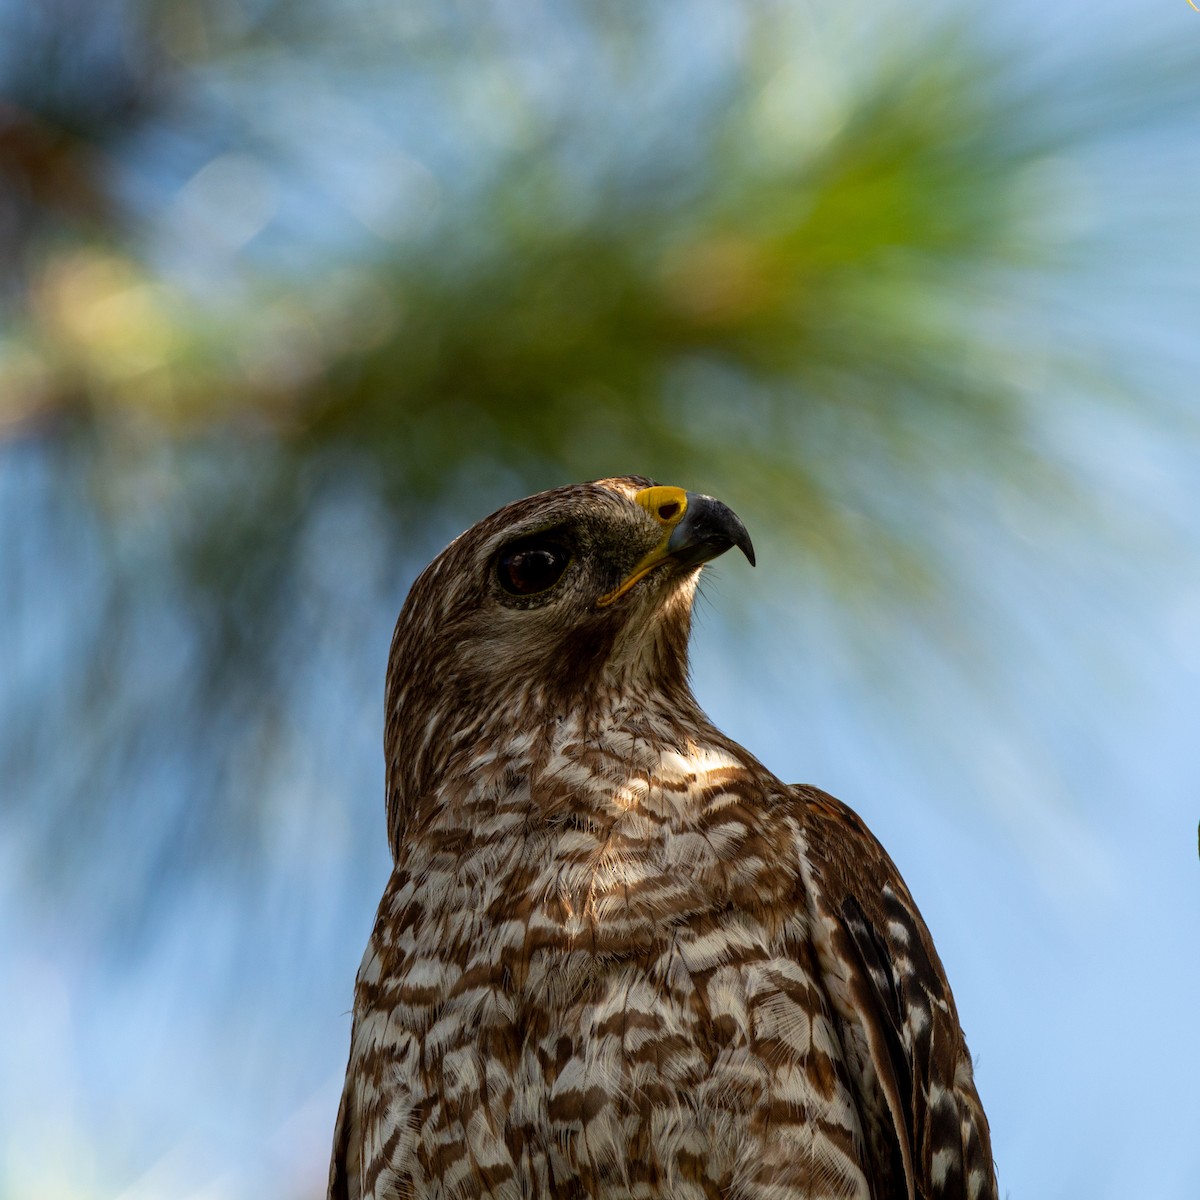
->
(4, 399), (1198, 1198)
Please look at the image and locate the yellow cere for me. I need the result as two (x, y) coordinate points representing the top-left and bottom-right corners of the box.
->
(597, 486), (690, 607)
(634, 486), (688, 528)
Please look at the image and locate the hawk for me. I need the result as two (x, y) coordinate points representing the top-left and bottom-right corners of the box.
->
(329, 476), (997, 1200)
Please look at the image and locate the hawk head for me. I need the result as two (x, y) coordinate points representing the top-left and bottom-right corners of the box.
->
(383, 476), (753, 844)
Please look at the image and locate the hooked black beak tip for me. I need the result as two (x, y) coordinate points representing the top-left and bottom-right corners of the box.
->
(667, 493), (755, 570)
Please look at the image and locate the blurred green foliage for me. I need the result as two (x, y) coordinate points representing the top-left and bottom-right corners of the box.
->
(1, 0), (1195, 928)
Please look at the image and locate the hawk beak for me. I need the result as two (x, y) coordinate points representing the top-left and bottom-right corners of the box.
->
(597, 486), (755, 607)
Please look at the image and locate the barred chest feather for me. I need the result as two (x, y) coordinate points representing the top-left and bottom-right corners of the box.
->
(345, 718), (880, 1200)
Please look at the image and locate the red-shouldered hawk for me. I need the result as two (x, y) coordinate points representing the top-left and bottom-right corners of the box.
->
(329, 476), (997, 1200)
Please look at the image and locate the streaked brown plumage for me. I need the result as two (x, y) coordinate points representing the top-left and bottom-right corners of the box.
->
(329, 476), (997, 1200)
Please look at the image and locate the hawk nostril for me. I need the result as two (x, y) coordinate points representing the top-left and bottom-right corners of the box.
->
(657, 502), (680, 521)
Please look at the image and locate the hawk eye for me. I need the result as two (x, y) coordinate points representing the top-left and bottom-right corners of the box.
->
(497, 542), (572, 596)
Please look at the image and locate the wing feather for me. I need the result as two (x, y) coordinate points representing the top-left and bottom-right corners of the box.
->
(793, 785), (998, 1200)
(327, 1073), (355, 1200)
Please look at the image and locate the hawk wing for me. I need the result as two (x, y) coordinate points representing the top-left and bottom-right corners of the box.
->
(795, 785), (997, 1200)
(327, 1073), (355, 1200)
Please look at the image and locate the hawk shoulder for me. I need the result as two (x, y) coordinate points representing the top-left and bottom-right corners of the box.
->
(792, 785), (996, 1200)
